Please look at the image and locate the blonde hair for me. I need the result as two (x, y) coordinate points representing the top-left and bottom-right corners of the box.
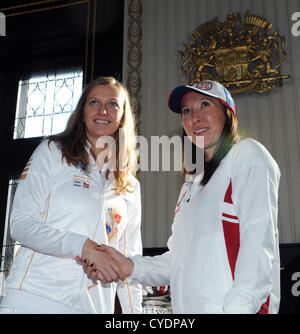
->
(48, 76), (138, 194)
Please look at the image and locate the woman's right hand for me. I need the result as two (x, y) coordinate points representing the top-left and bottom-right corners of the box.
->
(79, 239), (126, 283)
(95, 244), (134, 279)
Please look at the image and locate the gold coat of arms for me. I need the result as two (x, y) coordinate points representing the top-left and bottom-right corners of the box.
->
(180, 11), (290, 94)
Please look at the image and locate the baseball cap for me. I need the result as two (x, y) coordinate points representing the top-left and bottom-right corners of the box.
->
(168, 80), (236, 114)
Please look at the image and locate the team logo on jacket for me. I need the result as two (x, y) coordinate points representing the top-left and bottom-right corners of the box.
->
(76, 161), (90, 177)
(73, 161), (91, 188)
(105, 207), (122, 243)
(73, 176), (91, 189)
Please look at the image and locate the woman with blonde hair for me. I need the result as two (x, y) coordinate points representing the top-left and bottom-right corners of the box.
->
(0, 76), (143, 314)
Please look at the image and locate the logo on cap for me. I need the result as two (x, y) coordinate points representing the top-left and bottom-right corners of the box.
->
(196, 82), (212, 91)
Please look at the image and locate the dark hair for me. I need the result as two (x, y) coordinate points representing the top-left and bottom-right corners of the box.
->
(182, 106), (239, 186)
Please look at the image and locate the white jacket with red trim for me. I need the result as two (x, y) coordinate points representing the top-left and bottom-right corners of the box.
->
(131, 138), (281, 314)
(0, 139), (143, 314)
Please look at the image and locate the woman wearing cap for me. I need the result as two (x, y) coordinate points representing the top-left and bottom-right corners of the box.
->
(0, 76), (143, 314)
(85, 80), (281, 314)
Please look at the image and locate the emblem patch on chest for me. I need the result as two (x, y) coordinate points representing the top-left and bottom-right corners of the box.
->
(73, 175), (91, 189)
(73, 162), (91, 189)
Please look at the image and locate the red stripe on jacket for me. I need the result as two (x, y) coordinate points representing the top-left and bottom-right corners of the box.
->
(222, 180), (240, 279)
(258, 296), (270, 314)
(222, 180), (270, 314)
(224, 180), (233, 204)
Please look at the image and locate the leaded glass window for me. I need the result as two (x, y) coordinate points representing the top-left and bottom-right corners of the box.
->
(13, 69), (83, 139)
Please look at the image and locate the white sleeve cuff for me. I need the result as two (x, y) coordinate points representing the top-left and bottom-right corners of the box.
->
(63, 232), (88, 259)
(128, 255), (144, 281)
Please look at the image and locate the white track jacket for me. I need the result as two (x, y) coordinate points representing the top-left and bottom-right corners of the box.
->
(131, 138), (281, 314)
(0, 140), (143, 314)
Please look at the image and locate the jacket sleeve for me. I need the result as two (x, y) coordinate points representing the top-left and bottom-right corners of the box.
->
(117, 180), (184, 310)
(129, 236), (172, 287)
(116, 181), (143, 314)
(9, 140), (87, 259)
(222, 140), (281, 314)
(129, 245), (172, 288)
(128, 183), (186, 287)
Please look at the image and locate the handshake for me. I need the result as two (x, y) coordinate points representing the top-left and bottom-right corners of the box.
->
(76, 239), (134, 283)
